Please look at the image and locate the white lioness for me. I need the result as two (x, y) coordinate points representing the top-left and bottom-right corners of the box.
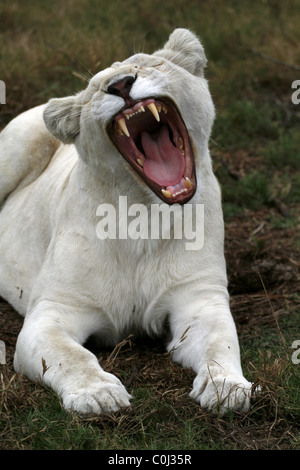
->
(0, 29), (255, 415)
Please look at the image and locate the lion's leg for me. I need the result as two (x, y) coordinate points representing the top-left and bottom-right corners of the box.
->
(14, 301), (131, 414)
(167, 291), (254, 415)
(0, 105), (60, 206)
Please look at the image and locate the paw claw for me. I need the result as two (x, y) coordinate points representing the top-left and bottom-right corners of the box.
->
(61, 373), (132, 415)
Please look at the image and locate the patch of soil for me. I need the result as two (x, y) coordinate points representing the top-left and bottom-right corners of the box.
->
(224, 205), (299, 341)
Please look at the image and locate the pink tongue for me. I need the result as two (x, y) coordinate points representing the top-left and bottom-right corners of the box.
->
(141, 125), (184, 186)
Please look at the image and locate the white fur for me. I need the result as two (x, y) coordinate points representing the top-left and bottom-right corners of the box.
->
(0, 29), (254, 415)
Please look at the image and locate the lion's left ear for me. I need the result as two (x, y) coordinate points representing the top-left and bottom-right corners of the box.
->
(154, 28), (207, 77)
(43, 91), (83, 143)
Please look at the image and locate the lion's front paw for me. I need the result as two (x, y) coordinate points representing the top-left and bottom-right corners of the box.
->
(60, 372), (132, 415)
(190, 369), (257, 415)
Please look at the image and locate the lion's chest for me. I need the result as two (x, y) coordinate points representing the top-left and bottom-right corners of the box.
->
(42, 233), (176, 334)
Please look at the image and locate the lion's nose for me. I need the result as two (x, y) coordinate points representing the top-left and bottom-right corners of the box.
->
(107, 75), (136, 100)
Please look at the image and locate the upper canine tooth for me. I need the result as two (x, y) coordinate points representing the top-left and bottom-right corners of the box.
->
(117, 117), (130, 137)
(147, 103), (160, 122)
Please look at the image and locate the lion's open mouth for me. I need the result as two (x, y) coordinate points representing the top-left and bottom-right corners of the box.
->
(109, 98), (196, 204)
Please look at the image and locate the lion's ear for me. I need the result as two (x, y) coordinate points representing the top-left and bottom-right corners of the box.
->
(154, 28), (207, 77)
(43, 92), (83, 143)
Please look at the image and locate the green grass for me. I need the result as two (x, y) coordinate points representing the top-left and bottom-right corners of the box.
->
(240, 308), (300, 425)
(222, 171), (270, 213)
(264, 129), (300, 170)
(213, 100), (281, 149)
(1, 0), (300, 452)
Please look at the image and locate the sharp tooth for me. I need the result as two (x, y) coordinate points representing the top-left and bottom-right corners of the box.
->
(117, 117), (130, 137)
(140, 105), (145, 112)
(178, 137), (184, 150)
(161, 189), (172, 198)
(137, 158), (144, 167)
(184, 177), (192, 189)
(147, 103), (160, 122)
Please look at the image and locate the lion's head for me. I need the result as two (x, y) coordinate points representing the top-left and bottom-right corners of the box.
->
(44, 29), (215, 205)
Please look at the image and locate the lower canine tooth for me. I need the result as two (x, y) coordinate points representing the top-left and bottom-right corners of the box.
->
(161, 189), (172, 198)
(147, 103), (160, 122)
(184, 177), (192, 189)
(137, 158), (144, 167)
(117, 118), (130, 137)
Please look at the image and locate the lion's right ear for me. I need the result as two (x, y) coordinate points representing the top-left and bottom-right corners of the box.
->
(43, 92), (83, 143)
